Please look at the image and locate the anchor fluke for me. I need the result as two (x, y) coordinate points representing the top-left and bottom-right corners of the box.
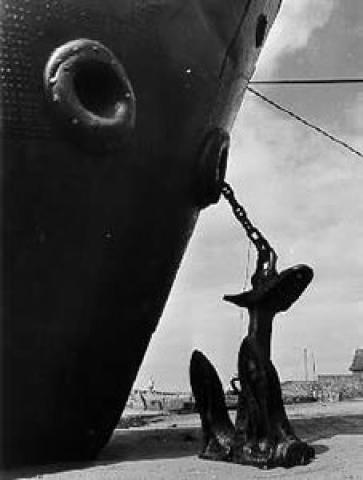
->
(190, 350), (235, 461)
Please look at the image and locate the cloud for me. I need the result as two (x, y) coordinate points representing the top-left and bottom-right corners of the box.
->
(136, 1), (363, 390)
(137, 91), (363, 390)
(345, 92), (363, 134)
(223, 94), (363, 381)
(257, 0), (336, 76)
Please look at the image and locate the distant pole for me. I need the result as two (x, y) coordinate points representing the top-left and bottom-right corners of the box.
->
(304, 348), (308, 381)
(311, 351), (316, 381)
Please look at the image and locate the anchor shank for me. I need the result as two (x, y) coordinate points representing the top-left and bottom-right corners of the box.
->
(247, 306), (274, 360)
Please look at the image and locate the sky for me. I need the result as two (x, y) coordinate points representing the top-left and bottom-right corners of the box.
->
(136, 0), (363, 391)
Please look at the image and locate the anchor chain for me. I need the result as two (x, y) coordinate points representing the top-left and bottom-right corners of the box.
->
(221, 182), (278, 282)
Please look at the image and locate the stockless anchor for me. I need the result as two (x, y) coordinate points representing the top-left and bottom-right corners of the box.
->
(190, 182), (315, 469)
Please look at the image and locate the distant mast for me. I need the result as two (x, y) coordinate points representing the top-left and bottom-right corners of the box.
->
(311, 351), (317, 381)
(304, 348), (308, 381)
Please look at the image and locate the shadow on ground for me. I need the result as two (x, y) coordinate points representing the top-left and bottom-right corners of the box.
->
(1, 427), (201, 480)
(3, 414), (363, 479)
(292, 414), (363, 443)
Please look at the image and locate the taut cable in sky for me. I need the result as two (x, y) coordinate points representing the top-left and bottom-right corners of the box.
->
(247, 86), (363, 160)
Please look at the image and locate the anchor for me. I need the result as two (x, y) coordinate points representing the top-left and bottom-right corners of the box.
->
(190, 182), (315, 468)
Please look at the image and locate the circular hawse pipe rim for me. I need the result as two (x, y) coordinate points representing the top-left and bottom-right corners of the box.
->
(44, 38), (136, 151)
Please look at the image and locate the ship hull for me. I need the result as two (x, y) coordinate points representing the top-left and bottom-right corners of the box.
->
(0, 0), (281, 466)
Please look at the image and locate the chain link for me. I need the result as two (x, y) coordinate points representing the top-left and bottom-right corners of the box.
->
(221, 182), (278, 277)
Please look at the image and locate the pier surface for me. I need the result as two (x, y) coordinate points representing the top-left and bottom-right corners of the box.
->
(4, 400), (363, 480)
